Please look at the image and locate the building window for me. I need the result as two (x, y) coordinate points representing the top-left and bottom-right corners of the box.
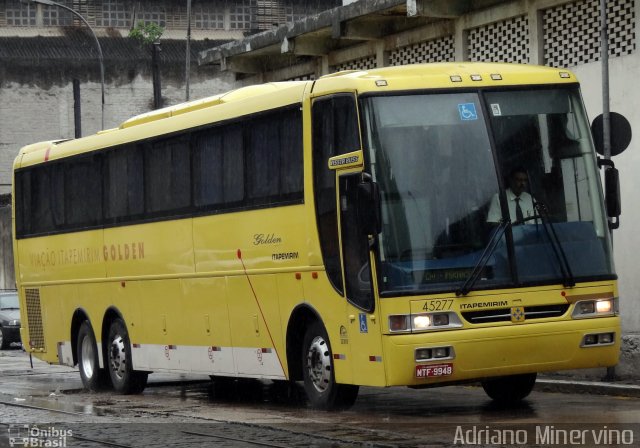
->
(229, 0), (255, 30)
(193, 3), (225, 30)
(138, 4), (166, 27)
(42, 0), (74, 26)
(6, 3), (36, 26)
(97, 0), (130, 28)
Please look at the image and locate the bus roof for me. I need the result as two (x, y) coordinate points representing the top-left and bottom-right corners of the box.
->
(311, 62), (577, 95)
(15, 63), (576, 169)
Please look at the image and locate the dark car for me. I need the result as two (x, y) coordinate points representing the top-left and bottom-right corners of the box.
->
(0, 291), (21, 349)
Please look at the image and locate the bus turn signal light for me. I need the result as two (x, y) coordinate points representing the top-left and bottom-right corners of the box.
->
(389, 315), (410, 332)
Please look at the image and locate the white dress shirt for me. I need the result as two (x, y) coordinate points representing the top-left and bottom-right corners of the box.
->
(487, 189), (536, 224)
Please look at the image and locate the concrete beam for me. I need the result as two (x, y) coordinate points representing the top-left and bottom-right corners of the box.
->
(407, 0), (470, 18)
(282, 36), (339, 56)
(408, 0), (511, 18)
(198, 0), (515, 68)
(383, 19), (454, 51)
(334, 19), (387, 40)
(199, 0), (408, 66)
(264, 60), (317, 82)
(333, 13), (434, 42)
(220, 56), (263, 73)
(221, 54), (300, 74)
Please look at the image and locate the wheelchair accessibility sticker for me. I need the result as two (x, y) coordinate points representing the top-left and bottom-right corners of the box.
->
(359, 313), (368, 333)
(458, 103), (478, 121)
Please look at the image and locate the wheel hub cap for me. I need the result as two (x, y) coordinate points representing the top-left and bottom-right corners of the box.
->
(109, 335), (127, 380)
(306, 336), (331, 393)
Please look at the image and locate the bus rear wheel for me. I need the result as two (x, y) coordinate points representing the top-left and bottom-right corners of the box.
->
(107, 318), (148, 394)
(302, 321), (358, 410)
(481, 373), (537, 404)
(77, 321), (110, 391)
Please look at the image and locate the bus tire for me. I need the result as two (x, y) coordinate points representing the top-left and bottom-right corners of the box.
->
(481, 373), (537, 404)
(77, 321), (110, 391)
(302, 320), (359, 410)
(0, 327), (7, 350)
(107, 318), (148, 394)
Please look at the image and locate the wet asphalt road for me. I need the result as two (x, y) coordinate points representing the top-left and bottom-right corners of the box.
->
(1, 348), (639, 447)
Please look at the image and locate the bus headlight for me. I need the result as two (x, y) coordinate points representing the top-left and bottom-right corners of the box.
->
(596, 300), (612, 313)
(389, 312), (462, 333)
(413, 314), (431, 330)
(572, 298), (617, 319)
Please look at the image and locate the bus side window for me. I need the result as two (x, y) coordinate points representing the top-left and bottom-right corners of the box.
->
(144, 136), (191, 214)
(104, 145), (144, 221)
(65, 154), (102, 227)
(312, 94), (361, 295)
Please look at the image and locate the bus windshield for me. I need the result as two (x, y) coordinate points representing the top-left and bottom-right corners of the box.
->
(361, 87), (614, 296)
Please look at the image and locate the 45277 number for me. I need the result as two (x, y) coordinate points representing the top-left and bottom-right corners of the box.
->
(422, 299), (453, 312)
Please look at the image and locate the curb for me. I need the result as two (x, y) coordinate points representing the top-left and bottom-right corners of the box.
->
(536, 378), (640, 398)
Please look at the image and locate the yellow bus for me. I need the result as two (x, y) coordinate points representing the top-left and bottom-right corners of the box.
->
(13, 63), (621, 409)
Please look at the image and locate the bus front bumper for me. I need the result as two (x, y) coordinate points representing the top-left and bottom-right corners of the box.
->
(383, 317), (620, 387)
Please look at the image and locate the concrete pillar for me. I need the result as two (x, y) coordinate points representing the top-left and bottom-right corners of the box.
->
(317, 55), (330, 77)
(35, 4), (43, 27)
(528, 3), (545, 65)
(374, 40), (389, 67)
(455, 18), (468, 61)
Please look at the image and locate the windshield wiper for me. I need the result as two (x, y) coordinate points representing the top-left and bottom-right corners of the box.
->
(534, 202), (575, 287)
(456, 219), (510, 296)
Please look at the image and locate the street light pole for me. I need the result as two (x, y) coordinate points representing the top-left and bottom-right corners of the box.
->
(28, 0), (105, 130)
(186, 0), (192, 101)
(600, 0), (611, 161)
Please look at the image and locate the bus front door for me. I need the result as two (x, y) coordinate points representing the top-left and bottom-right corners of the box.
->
(339, 174), (386, 386)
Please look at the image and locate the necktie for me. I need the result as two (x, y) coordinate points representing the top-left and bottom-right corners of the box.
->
(515, 197), (524, 222)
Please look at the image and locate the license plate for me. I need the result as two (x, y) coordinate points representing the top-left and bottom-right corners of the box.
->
(415, 363), (453, 378)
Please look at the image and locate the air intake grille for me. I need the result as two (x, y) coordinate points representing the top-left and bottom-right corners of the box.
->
(462, 304), (570, 324)
(25, 288), (45, 350)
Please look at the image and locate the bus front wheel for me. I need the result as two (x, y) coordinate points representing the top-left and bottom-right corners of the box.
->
(107, 318), (148, 394)
(481, 373), (537, 404)
(77, 321), (110, 391)
(302, 321), (358, 410)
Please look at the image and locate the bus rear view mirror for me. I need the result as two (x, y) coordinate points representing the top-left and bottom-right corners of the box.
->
(357, 177), (382, 236)
(604, 167), (621, 228)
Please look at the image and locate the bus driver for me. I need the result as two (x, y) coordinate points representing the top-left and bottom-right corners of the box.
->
(487, 167), (536, 224)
